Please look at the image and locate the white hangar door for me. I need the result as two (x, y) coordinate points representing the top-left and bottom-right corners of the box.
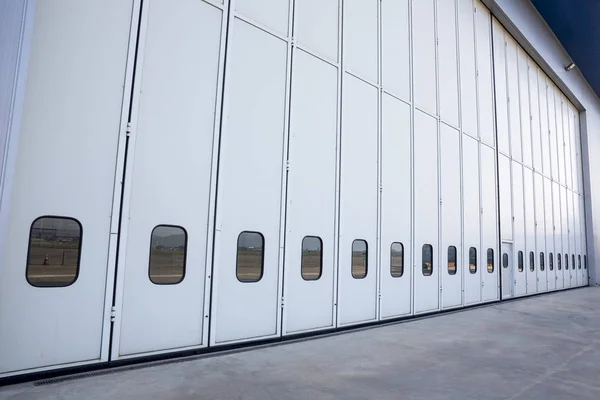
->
(0, 1), (133, 375)
(463, 136), (481, 305)
(114, 0), (224, 356)
(210, 2), (289, 344)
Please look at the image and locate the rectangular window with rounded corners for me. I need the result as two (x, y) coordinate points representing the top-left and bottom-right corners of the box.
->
(422, 244), (433, 276)
(149, 225), (187, 284)
(487, 249), (494, 273)
(352, 240), (368, 279)
(540, 252), (545, 271)
(518, 251), (524, 272)
(502, 253), (509, 268)
(578, 255), (581, 270)
(469, 247), (477, 274)
(529, 251), (535, 272)
(301, 236), (322, 281)
(27, 216), (82, 287)
(448, 246), (457, 275)
(565, 254), (569, 270)
(390, 242), (404, 278)
(557, 253), (562, 270)
(237, 231), (264, 282)
(585, 255), (587, 270)
(549, 253), (554, 271)
(572, 254), (576, 271)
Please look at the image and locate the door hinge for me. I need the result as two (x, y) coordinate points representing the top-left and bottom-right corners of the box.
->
(281, 297), (285, 308)
(110, 306), (117, 322)
(286, 160), (290, 171)
(126, 122), (132, 137)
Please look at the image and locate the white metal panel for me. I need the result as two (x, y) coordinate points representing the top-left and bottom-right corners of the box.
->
(501, 242), (513, 298)
(573, 108), (584, 195)
(580, 195), (588, 284)
(481, 144), (498, 301)
(413, 0), (436, 115)
(294, 0), (338, 62)
(555, 94), (565, 185)
(571, 191), (580, 286)
(523, 167), (536, 293)
(568, 189), (576, 286)
(462, 135), (481, 305)
(344, 0), (378, 83)
(235, 0), (289, 36)
(517, 48), (532, 168)
(211, 20), (287, 344)
(118, 0), (222, 355)
(512, 162), (527, 295)
(548, 83), (559, 181)
(0, 0), (133, 373)
(544, 177), (556, 290)
(506, 37), (522, 162)
(552, 182), (564, 289)
(283, 49), (338, 334)
(562, 101), (573, 190)
(413, 110), (439, 313)
(458, 0), (477, 137)
(440, 124), (462, 309)
(437, 0), (459, 127)
(534, 173), (547, 292)
(338, 74), (378, 325)
(475, 3), (494, 147)
(561, 186), (572, 288)
(529, 62), (542, 172)
(380, 94), (412, 318)
(492, 19), (510, 156)
(381, 0), (410, 101)
(538, 69), (550, 177)
(498, 154), (512, 241)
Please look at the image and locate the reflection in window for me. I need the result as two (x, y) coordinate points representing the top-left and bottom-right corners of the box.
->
(352, 240), (368, 279)
(487, 249), (494, 273)
(540, 252), (545, 271)
(502, 253), (509, 269)
(301, 236), (322, 281)
(422, 244), (433, 276)
(549, 253), (554, 271)
(565, 254), (569, 270)
(558, 253), (561, 270)
(572, 255), (576, 271)
(236, 231), (264, 282)
(390, 242), (404, 278)
(27, 216), (82, 287)
(448, 246), (457, 275)
(578, 255), (581, 270)
(469, 247), (477, 274)
(518, 251), (524, 272)
(149, 225), (187, 284)
(529, 251), (535, 272)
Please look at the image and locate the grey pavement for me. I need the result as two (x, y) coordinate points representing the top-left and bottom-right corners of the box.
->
(2, 287), (600, 400)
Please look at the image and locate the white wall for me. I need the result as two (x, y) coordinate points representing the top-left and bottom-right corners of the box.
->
(487, 0), (600, 284)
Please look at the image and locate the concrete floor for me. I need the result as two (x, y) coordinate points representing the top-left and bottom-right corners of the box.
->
(2, 287), (600, 400)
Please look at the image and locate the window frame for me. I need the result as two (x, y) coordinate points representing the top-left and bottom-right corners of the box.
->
(565, 253), (569, 270)
(487, 248), (494, 273)
(502, 253), (509, 269)
(390, 242), (404, 278)
(578, 254), (582, 270)
(518, 251), (524, 272)
(447, 246), (457, 275)
(422, 244), (433, 276)
(558, 253), (562, 270)
(301, 236), (323, 281)
(148, 224), (188, 285)
(469, 247), (477, 274)
(351, 239), (369, 279)
(236, 231), (265, 283)
(549, 252), (554, 271)
(529, 251), (535, 272)
(26, 215), (83, 288)
(540, 252), (545, 271)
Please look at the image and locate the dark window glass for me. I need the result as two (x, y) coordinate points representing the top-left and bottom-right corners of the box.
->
(487, 249), (494, 273)
(448, 246), (457, 275)
(565, 254), (569, 270)
(558, 253), (562, 270)
(585, 255), (587, 269)
(502, 253), (509, 268)
(578, 255), (581, 270)
(352, 240), (368, 279)
(149, 225), (187, 284)
(27, 216), (82, 287)
(518, 251), (524, 272)
(540, 252), (545, 271)
(572, 254), (576, 271)
(422, 244), (433, 276)
(549, 253), (554, 271)
(529, 251), (535, 272)
(236, 231), (264, 282)
(469, 247), (477, 274)
(301, 236), (322, 281)
(390, 242), (404, 278)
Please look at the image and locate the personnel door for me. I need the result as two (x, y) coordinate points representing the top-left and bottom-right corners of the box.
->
(501, 243), (514, 299)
